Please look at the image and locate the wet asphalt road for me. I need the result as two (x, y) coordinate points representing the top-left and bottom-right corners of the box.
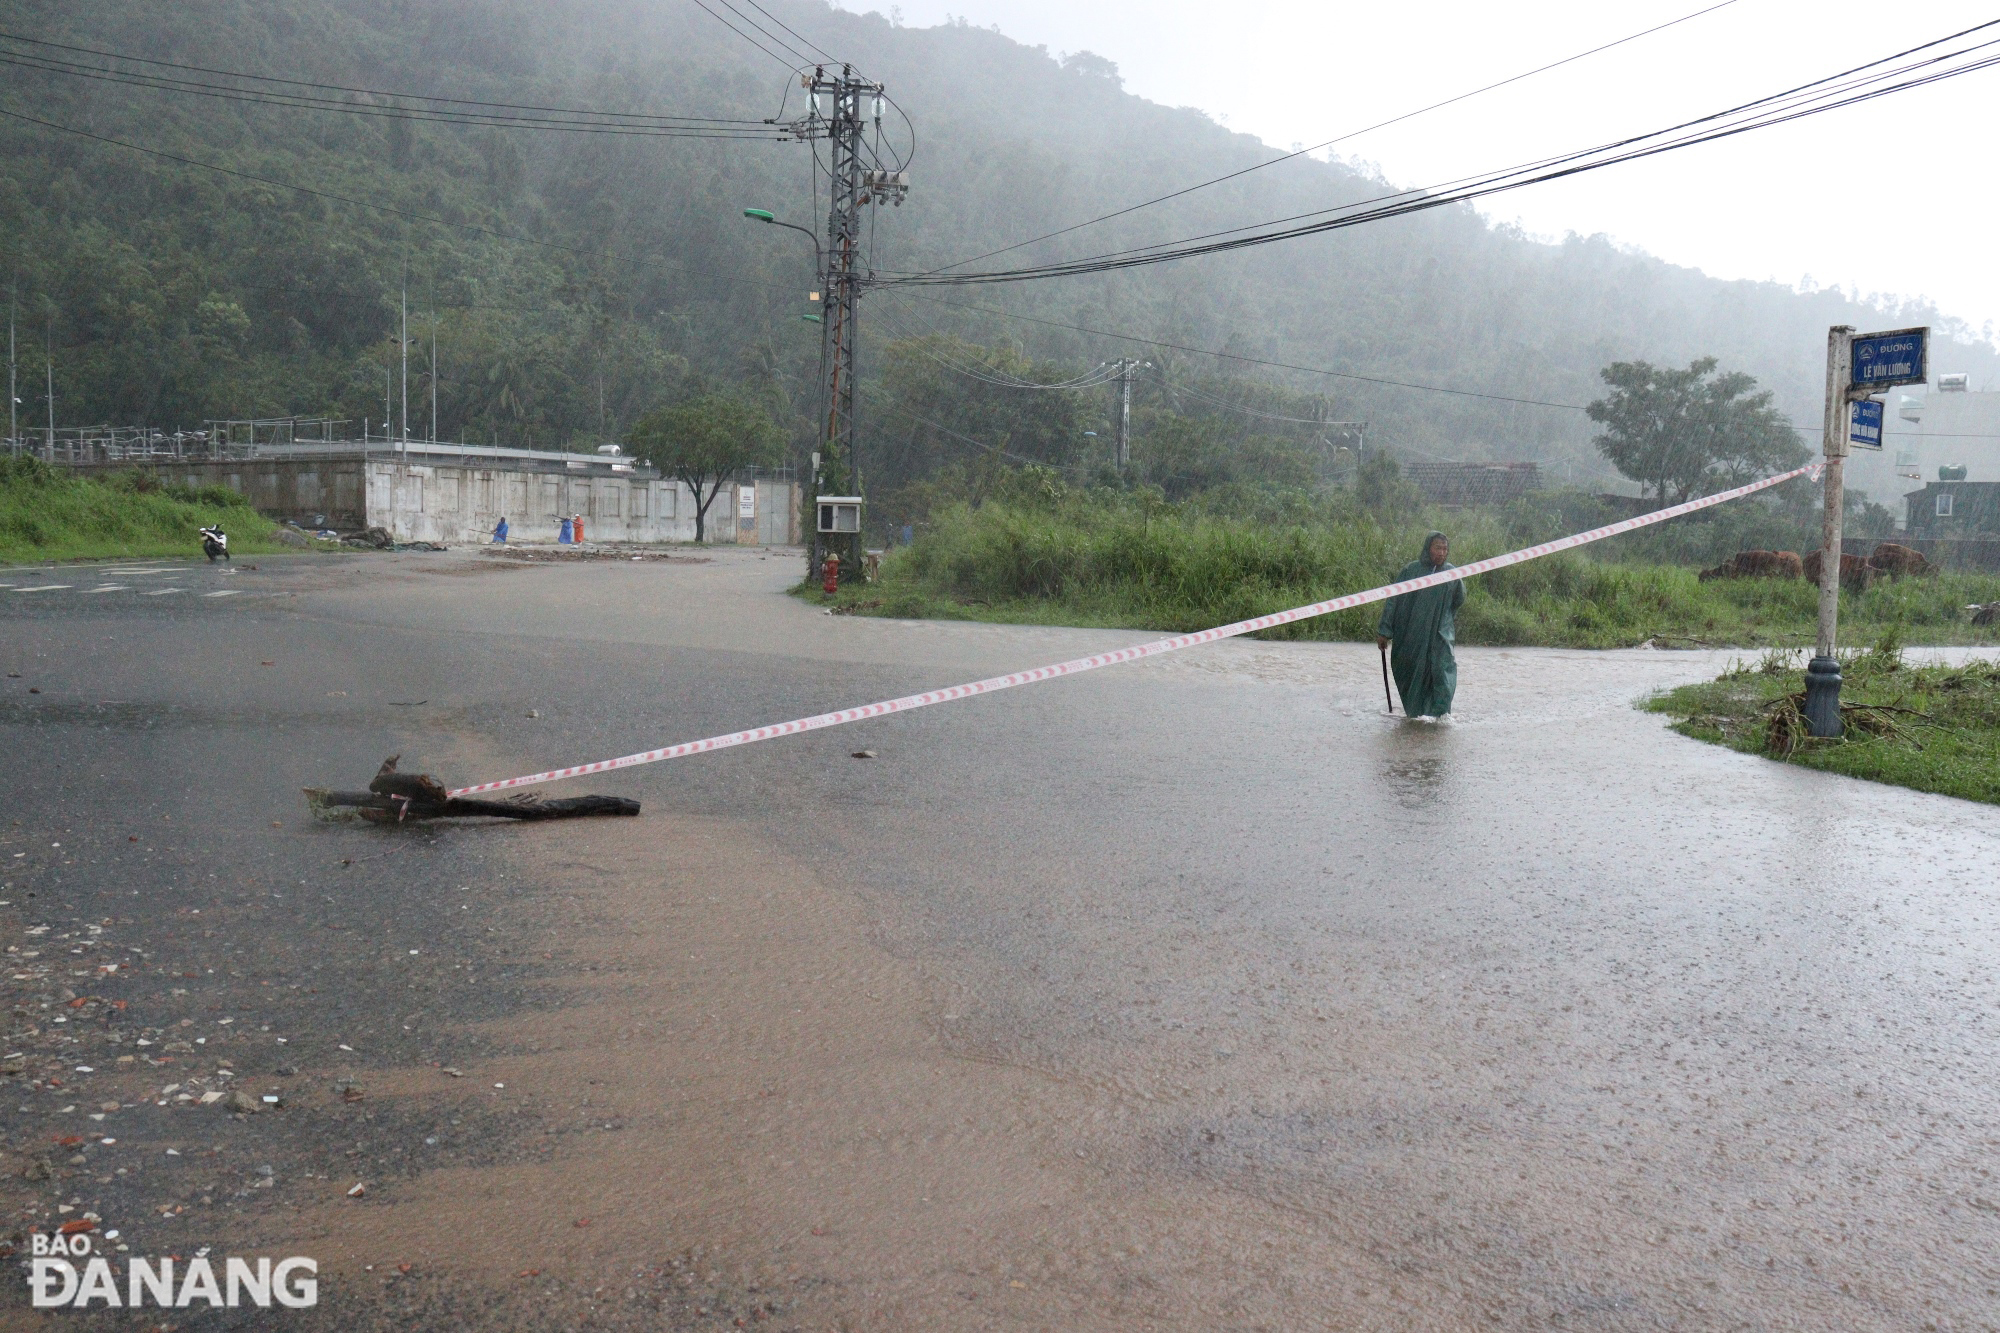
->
(2, 547), (1998, 1332)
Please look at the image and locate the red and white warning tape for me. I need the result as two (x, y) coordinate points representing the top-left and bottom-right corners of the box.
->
(451, 462), (1821, 796)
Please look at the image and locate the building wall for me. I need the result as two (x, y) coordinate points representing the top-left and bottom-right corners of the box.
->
(364, 461), (800, 545)
(69, 455), (800, 546)
(1902, 481), (2000, 538)
(74, 458), (369, 528)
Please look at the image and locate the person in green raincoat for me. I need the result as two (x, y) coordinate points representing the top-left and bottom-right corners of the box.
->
(1375, 532), (1464, 719)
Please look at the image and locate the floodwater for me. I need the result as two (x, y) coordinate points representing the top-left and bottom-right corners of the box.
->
(9, 548), (1998, 1330)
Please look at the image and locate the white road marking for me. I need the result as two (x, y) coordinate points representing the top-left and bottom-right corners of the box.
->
(12, 585), (71, 593)
(86, 586), (131, 593)
(143, 588), (185, 596)
(202, 590), (241, 598)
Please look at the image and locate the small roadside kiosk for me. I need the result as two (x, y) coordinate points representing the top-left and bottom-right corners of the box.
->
(1804, 324), (1928, 736)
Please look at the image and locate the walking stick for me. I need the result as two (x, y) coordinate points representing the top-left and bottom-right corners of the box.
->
(1379, 642), (1395, 714)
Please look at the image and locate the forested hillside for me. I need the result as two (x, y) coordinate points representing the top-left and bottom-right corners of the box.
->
(3, 0), (1993, 495)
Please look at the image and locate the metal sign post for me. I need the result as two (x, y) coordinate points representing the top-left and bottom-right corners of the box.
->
(1803, 323), (1926, 738)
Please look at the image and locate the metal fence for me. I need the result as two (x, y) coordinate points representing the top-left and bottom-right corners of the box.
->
(7, 417), (362, 464)
(11, 427), (670, 478)
(8, 426), (225, 463)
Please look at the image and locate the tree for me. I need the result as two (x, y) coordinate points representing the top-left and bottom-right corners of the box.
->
(625, 393), (780, 542)
(1588, 358), (1807, 507)
(1355, 451), (1421, 517)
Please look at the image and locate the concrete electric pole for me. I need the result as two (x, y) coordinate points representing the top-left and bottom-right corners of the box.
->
(1803, 325), (1853, 737)
(400, 276), (409, 448)
(44, 319), (54, 453)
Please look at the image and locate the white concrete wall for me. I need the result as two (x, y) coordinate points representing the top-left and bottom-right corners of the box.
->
(364, 461), (798, 545)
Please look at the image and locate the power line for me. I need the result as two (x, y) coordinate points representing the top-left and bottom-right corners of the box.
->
(876, 311), (1126, 390)
(897, 290), (1592, 410)
(904, 0), (1745, 281)
(884, 311), (1355, 423)
(894, 279), (1988, 447)
(881, 311), (1756, 490)
(0, 55), (788, 137)
(224, 277), (640, 317)
(687, 0), (810, 71)
(724, 0), (837, 65)
(887, 405), (1043, 466)
(0, 56), (782, 137)
(877, 300), (1128, 388)
(1157, 377), (1344, 425)
(0, 29), (774, 131)
(707, 0), (820, 68)
(879, 92), (917, 174)
(887, 23), (2000, 287)
(0, 105), (797, 284)
(898, 33), (2000, 285)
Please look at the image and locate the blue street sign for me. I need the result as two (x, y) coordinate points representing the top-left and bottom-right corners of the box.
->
(1849, 397), (1883, 450)
(1851, 327), (1928, 389)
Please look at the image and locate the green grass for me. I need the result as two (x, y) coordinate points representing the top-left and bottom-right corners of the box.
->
(1644, 640), (2000, 805)
(0, 456), (297, 563)
(818, 496), (2000, 650)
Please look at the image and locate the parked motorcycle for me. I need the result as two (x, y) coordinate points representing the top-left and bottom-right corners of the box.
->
(199, 525), (230, 562)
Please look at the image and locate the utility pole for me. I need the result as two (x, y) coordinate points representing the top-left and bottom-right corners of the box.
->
(1115, 360), (1132, 472)
(44, 318), (54, 454)
(8, 289), (16, 455)
(429, 305), (438, 444)
(801, 64), (906, 583)
(399, 275), (409, 449)
(1110, 359), (1149, 472)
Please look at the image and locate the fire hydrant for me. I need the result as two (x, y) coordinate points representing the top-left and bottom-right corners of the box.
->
(821, 551), (841, 595)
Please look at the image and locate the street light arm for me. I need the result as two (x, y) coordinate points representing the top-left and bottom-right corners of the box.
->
(743, 209), (822, 274)
(770, 220), (822, 271)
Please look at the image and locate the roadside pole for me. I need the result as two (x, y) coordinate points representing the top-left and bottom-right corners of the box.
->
(1802, 325), (1851, 737)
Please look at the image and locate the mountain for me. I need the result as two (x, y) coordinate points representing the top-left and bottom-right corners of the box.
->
(2, 0), (1991, 503)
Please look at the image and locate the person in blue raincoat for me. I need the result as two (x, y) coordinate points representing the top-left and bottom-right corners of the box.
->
(492, 515), (509, 544)
(1375, 531), (1464, 719)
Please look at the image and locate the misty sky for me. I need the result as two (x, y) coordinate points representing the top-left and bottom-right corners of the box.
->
(887, 0), (2000, 347)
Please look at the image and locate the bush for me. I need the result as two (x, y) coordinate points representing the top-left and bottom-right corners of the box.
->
(0, 463), (281, 563)
(840, 485), (2000, 649)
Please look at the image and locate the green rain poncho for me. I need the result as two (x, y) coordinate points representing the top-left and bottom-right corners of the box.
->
(1376, 531), (1465, 718)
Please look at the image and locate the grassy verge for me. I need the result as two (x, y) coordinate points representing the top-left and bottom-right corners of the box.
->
(817, 496), (2000, 649)
(0, 456), (295, 563)
(1644, 639), (2000, 805)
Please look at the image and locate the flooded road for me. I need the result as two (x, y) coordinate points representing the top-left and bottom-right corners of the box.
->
(4, 547), (1996, 1330)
